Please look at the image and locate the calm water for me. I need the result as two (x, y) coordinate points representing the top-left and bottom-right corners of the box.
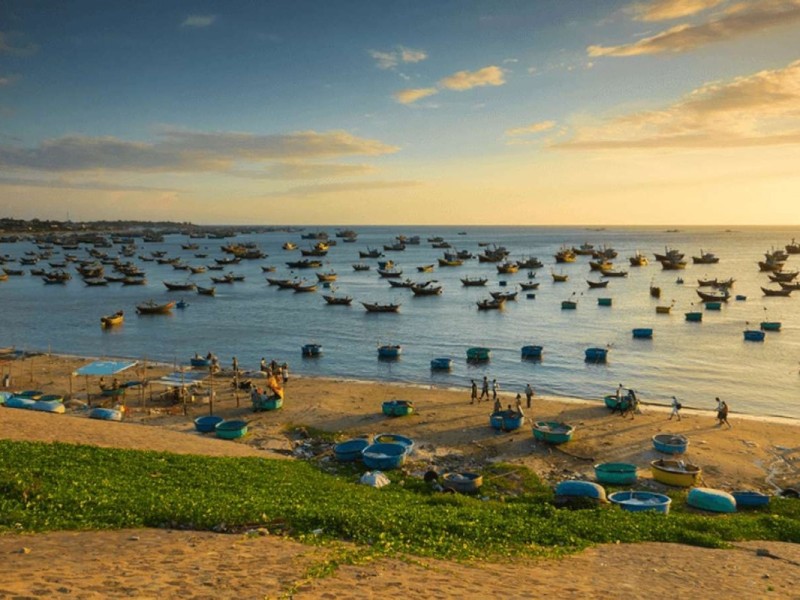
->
(2, 226), (799, 418)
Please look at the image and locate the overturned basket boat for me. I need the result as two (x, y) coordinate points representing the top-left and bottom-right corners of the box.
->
(441, 472), (483, 494)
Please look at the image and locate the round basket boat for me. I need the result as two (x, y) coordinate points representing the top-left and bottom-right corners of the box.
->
(731, 490), (770, 508)
(361, 442), (407, 470)
(687, 487), (737, 513)
(334, 438), (370, 462)
(430, 357), (453, 370)
(532, 421), (575, 445)
(555, 480), (607, 502)
(381, 400), (414, 417)
(194, 415), (224, 433)
(252, 395), (283, 412)
(490, 412), (505, 430)
(215, 419), (248, 440)
(89, 407), (123, 421)
(652, 433), (688, 454)
(603, 394), (630, 411)
(594, 463), (638, 485)
(502, 411), (524, 431)
(650, 459), (701, 487)
(373, 433), (414, 455)
(609, 491), (671, 514)
(441, 472), (483, 494)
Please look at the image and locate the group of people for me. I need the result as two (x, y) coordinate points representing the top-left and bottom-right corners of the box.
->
(470, 377), (535, 411)
(611, 383), (641, 419)
(259, 358), (288, 383)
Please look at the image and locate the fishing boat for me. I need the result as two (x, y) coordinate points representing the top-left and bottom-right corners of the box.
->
(352, 263), (371, 271)
(323, 294), (353, 305)
(554, 248), (576, 263)
(589, 260), (612, 272)
(632, 328), (653, 339)
(282, 242), (297, 250)
(358, 247), (383, 259)
(600, 268), (628, 278)
(293, 282), (318, 293)
(477, 298), (505, 310)
(516, 257), (543, 269)
(743, 329), (765, 342)
(779, 281), (800, 291)
(136, 300), (175, 314)
(692, 250), (720, 264)
(687, 488), (737, 513)
(466, 347), (491, 361)
(561, 299), (577, 310)
(629, 252), (648, 267)
(286, 259), (323, 269)
(194, 415), (224, 433)
(652, 433), (688, 454)
(461, 276), (488, 287)
(411, 283), (442, 296)
(437, 257), (464, 267)
(301, 343), (322, 357)
(587, 280), (609, 289)
(654, 247), (684, 262)
(659, 259), (687, 270)
(378, 344), (402, 359)
(417, 264), (435, 272)
(190, 266), (207, 274)
(100, 310), (124, 328)
(83, 277), (108, 286)
(714, 277), (736, 289)
(584, 347), (608, 362)
(705, 301), (722, 310)
(519, 281), (540, 291)
(573, 242), (595, 256)
(768, 270), (799, 282)
(696, 289), (730, 302)
(377, 268), (403, 278)
(597, 297), (612, 307)
(603, 394), (630, 411)
(650, 459), (702, 487)
(388, 278), (415, 288)
(521, 345), (543, 359)
(685, 311), (702, 322)
(381, 399), (414, 416)
(594, 463), (638, 485)
(761, 286), (792, 297)
(163, 281), (196, 291)
(190, 355), (212, 368)
(786, 238), (800, 254)
(211, 274), (235, 284)
(532, 421), (574, 444)
(650, 284), (661, 298)
(362, 302), (401, 313)
(609, 491), (671, 514)
(197, 286), (216, 296)
(496, 262), (519, 274)
(760, 321), (781, 331)
(430, 357), (453, 370)
(551, 272), (568, 282)
(490, 290), (518, 301)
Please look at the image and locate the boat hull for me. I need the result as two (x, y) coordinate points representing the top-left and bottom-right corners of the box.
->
(687, 487), (737, 513)
(594, 463), (638, 485)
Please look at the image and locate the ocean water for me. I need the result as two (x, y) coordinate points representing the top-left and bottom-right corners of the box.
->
(1, 226), (799, 418)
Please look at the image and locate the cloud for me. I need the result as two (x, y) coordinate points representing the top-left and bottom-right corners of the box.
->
(0, 175), (179, 193)
(506, 121), (557, 137)
(0, 129), (399, 173)
(0, 31), (38, 56)
(369, 46), (427, 69)
(181, 15), (217, 28)
(393, 87), (439, 104)
(554, 59), (800, 150)
(229, 162), (376, 180)
(438, 66), (506, 91)
(589, 0), (800, 57)
(630, 0), (725, 21)
(266, 180), (421, 198)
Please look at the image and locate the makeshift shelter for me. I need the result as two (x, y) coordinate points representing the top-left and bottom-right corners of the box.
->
(148, 370), (211, 411)
(72, 360), (138, 406)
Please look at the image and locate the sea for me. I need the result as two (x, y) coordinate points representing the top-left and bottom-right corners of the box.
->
(1, 226), (799, 418)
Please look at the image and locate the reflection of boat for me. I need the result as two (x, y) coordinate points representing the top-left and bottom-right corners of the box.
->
(362, 302), (401, 313)
(650, 459), (701, 487)
(100, 310), (124, 328)
(136, 300), (175, 314)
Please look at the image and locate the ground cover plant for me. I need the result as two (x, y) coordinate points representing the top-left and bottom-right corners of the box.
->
(1, 440), (798, 560)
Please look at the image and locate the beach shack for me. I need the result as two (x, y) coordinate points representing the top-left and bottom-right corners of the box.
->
(72, 360), (138, 406)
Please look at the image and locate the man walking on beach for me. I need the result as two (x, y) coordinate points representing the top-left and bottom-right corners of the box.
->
(260, 358), (267, 373)
(480, 376), (489, 401)
(669, 396), (682, 421)
(716, 397), (731, 428)
(492, 379), (499, 401)
(525, 383), (534, 408)
(232, 356), (239, 374)
(470, 380), (478, 404)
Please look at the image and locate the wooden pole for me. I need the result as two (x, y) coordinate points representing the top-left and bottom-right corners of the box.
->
(234, 369), (239, 407)
(209, 366), (214, 416)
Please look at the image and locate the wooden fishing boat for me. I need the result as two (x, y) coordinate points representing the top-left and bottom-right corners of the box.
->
(377, 344), (402, 358)
(532, 421), (574, 444)
(650, 459), (701, 487)
(496, 262), (519, 274)
(196, 285), (216, 296)
(377, 268), (403, 278)
(587, 279), (609, 289)
(629, 252), (648, 267)
(190, 266), (207, 274)
(286, 259), (323, 269)
(136, 300), (175, 315)
(551, 272), (568, 282)
(490, 290), (517, 301)
(417, 264), (435, 272)
(696, 289), (730, 302)
(519, 281), (540, 290)
(163, 280), (196, 291)
(659, 259), (687, 270)
(362, 302), (401, 313)
(194, 415), (224, 433)
(554, 248), (576, 263)
(594, 463), (637, 485)
(190, 356), (212, 368)
(211, 274), (235, 284)
(122, 277), (147, 285)
(374, 433), (414, 454)
(652, 433), (688, 454)
(573, 242), (595, 256)
(778, 281), (800, 291)
(650, 285), (661, 298)
(609, 491), (671, 514)
(589, 260), (612, 272)
(477, 298), (505, 310)
(466, 347), (491, 361)
(388, 278), (415, 288)
(352, 263), (371, 271)
(654, 248), (684, 262)
(437, 257), (464, 267)
(293, 282), (317, 293)
(687, 488), (737, 513)
(516, 257), (543, 269)
(600, 268), (628, 278)
(358, 247), (383, 258)
(768, 270), (799, 282)
(323, 294), (353, 305)
(282, 242), (297, 250)
(100, 310), (124, 328)
(301, 343), (323, 357)
(761, 286), (792, 297)
(411, 283), (442, 296)
(692, 250), (720, 264)
(461, 276), (488, 287)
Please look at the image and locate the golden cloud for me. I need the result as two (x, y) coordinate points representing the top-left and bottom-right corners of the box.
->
(506, 120), (557, 137)
(630, 0), (725, 21)
(393, 87), (439, 104)
(438, 66), (505, 91)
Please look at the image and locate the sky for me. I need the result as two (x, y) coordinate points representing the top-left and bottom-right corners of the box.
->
(1, 0), (800, 225)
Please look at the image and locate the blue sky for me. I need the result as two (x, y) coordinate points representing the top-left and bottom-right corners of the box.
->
(1, 0), (800, 224)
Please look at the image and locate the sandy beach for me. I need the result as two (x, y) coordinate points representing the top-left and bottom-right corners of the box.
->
(1, 352), (799, 598)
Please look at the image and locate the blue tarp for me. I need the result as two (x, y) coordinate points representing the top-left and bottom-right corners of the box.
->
(73, 360), (137, 377)
(154, 371), (208, 387)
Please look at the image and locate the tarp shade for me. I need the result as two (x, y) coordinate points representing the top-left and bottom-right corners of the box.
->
(73, 360), (137, 376)
(151, 371), (208, 388)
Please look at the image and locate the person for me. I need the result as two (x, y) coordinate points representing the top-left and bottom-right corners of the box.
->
(270, 359), (278, 375)
(480, 376), (489, 401)
(492, 379), (499, 401)
(111, 377), (119, 390)
(206, 351), (213, 360)
(669, 396), (682, 421)
(525, 383), (534, 408)
(616, 383), (624, 400)
(260, 357), (267, 372)
(194, 352), (201, 360)
(515, 393), (525, 418)
(493, 397), (502, 413)
(716, 397), (731, 428)
(281, 363), (288, 383)
(627, 389), (640, 418)
(232, 356), (239, 373)
(470, 379), (478, 404)
(2, 373), (9, 388)
(99, 377), (107, 390)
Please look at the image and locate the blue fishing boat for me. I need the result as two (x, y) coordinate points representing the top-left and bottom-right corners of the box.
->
(251, 391), (283, 412)
(735, 294), (747, 301)
(609, 491), (671, 514)
(532, 421), (574, 444)
(30, 400), (65, 413)
(466, 347), (491, 362)
(302, 343), (322, 357)
(501, 410), (524, 431)
(652, 433), (688, 454)
(685, 311), (702, 322)
(381, 399), (414, 417)
(743, 329), (765, 342)
(584, 347), (608, 362)
(378, 344), (402, 359)
(16, 390), (43, 399)
(687, 487), (737, 513)
(705, 301), (721, 310)
(731, 490), (770, 508)
(594, 463), (638, 485)
(603, 394), (631, 411)
(190, 356), (212, 368)
(215, 419), (248, 439)
(5, 396), (36, 409)
(194, 415), (224, 433)
(88, 407), (123, 421)
(361, 442), (407, 470)
(555, 480), (607, 502)
(430, 357), (453, 370)
(760, 321), (781, 331)
(490, 412), (505, 430)
(597, 297), (612, 306)
(334, 438), (370, 462)
(521, 345), (543, 359)
(374, 433), (415, 455)
(632, 328), (653, 339)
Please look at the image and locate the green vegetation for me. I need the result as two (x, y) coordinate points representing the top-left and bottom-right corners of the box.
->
(1, 440), (799, 560)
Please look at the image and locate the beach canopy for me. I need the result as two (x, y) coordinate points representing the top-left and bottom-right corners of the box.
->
(152, 371), (208, 388)
(73, 360), (137, 377)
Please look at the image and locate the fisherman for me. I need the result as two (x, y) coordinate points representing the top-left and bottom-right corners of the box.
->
(480, 376), (489, 401)
(492, 379), (499, 401)
(232, 356), (239, 373)
(525, 383), (534, 408)
(281, 363), (289, 383)
(493, 396), (503, 413)
(470, 379), (478, 404)
(260, 357), (268, 372)
(716, 397), (731, 428)
(669, 396), (682, 421)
